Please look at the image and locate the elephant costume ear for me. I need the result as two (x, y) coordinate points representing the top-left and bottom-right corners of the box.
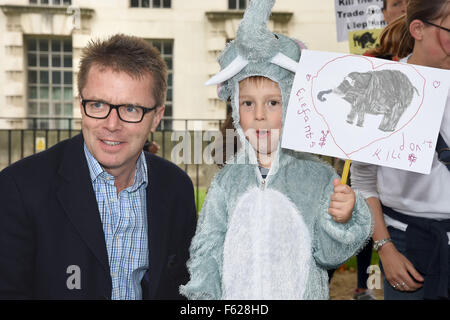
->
(204, 0), (300, 87)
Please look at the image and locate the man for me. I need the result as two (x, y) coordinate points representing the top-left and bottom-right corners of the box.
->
(0, 34), (197, 299)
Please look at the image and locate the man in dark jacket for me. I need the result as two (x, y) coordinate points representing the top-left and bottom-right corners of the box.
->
(0, 34), (196, 300)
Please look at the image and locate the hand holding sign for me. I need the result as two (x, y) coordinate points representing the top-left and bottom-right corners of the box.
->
(328, 177), (356, 224)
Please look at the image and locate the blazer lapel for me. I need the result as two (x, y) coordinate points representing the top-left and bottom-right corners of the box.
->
(145, 154), (171, 298)
(56, 134), (110, 274)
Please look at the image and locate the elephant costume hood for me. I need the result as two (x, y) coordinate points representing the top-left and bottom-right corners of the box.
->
(206, 0), (307, 175)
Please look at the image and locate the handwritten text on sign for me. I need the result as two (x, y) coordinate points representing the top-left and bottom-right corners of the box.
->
(282, 50), (450, 174)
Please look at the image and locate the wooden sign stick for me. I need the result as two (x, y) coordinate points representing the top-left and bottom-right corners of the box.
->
(340, 159), (351, 185)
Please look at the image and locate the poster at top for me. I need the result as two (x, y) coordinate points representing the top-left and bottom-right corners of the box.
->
(282, 50), (450, 174)
(334, 0), (386, 42)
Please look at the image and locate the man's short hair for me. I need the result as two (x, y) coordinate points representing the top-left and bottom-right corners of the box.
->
(77, 34), (168, 106)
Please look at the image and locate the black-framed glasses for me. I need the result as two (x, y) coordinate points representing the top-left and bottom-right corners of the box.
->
(81, 98), (158, 123)
(423, 20), (450, 33)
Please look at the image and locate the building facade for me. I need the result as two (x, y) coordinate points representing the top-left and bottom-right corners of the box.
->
(0, 0), (349, 131)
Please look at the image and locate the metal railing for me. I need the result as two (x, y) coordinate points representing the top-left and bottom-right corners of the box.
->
(0, 117), (226, 211)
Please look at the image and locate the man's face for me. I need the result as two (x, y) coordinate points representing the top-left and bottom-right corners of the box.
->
(238, 77), (282, 158)
(80, 65), (164, 175)
(383, 0), (408, 24)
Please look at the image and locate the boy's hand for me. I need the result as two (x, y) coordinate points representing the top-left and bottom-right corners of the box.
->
(328, 178), (355, 224)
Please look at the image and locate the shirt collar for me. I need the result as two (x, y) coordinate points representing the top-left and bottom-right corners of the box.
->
(83, 143), (148, 191)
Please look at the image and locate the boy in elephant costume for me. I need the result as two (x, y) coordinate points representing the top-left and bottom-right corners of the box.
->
(180, 0), (373, 300)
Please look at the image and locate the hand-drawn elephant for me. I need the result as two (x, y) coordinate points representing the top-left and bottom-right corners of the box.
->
(317, 70), (419, 132)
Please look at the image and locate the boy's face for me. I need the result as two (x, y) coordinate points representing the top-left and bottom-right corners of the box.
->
(239, 77), (282, 159)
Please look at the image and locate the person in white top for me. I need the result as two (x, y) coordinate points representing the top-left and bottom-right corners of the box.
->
(351, 0), (450, 300)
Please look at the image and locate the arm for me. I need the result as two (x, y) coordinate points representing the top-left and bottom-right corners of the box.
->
(179, 180), (227, 300)
(0, 170), (34, 299)
(367, 197), (423, 291)
(312, 174), (373, 269)
(350, 162), (424, 291)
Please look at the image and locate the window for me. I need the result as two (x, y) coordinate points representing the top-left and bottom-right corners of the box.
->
(29, 0), (72, 5)
(26, 38), (73, 129)
(228, 0), (248, 10)
(130, 0), (171, 8)
(147, 40), (173, 130)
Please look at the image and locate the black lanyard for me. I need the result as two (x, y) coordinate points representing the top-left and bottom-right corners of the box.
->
(436, 133), (450, 171)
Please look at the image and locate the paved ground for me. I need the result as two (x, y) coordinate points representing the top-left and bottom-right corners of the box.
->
(329, 269), (384, 300)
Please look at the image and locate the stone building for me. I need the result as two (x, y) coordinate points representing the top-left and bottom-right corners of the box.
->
(0, 0), (349, 131)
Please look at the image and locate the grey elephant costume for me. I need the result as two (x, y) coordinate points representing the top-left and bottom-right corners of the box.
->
(318, 70), (419, 132)
(179, 0), (373, 300)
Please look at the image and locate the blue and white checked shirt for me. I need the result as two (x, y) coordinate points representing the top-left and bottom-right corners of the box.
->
(84, 144), (149, 300)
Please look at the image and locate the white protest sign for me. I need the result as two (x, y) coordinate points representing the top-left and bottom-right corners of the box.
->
(334, 0), (386, 42)
(282, 50), (450, 174)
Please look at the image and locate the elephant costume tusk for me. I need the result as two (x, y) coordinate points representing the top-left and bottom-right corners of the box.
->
(205, 55), (249, 86)
(205, 53), (299, 86)
(270, 52), (299, 73)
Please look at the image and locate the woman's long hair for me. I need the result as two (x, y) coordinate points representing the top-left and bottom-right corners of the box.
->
(367, 0), (449, 58)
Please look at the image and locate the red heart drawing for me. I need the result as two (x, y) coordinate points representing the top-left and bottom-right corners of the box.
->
(311, 55), (426, 157)
(433, 81), (440, 88)
(306, 74), (311, 81)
